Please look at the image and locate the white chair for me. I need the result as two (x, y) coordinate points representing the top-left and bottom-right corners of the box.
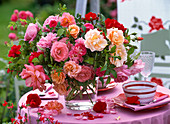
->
(75, 0), (100, 17)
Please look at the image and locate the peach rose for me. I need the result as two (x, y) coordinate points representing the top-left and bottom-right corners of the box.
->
(50, 42), (69, 62)
(107, 28), (124, 46)
(84, 29), (107, 52)
(53, 81), (68, 95)
(63, 61), (81, 78)
(44, 100), (63, 113)
(67, 24), (80, 39)
(51, 71), (66, 85)
(59, 12), (76, 27)
(110, 44), (127, 67)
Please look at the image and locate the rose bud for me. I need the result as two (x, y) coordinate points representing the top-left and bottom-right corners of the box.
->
(8, 33), (17, 40)
(124, 39), (129, 44)
(4, 41), (8, 45)
(14, 9), (19, 14)
(137, 37), (144, 41)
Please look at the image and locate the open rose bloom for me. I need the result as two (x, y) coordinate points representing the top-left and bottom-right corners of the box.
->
(7, 8), (143, 103)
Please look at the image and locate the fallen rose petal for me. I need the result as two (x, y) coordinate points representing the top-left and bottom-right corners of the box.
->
(66, 112), (72, 116)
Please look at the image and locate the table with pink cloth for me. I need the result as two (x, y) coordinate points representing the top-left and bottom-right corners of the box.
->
(18, 83), (170, 124)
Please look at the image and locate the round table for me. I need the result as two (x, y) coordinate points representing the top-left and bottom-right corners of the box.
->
(18, 83), (170, 124)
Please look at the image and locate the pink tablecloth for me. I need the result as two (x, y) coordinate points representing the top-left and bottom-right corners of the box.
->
(18, 83), (170, 124)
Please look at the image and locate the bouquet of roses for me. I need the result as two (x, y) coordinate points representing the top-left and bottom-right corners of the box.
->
(6, 5), (144, 101)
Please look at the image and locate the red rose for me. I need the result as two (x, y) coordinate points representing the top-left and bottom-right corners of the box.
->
(85, 12), (97, 21)
(148, 16), (165, 32)
(26, 94), (41, 108)
(8, 45), (21, 58)
(93, 101), (107, 113)
(126, 96), (140, 105)
(95, 67), (106, 77)
(28, 52), (43, 63)
(151, 77), (163, 86)
(105, 18), (127, 32)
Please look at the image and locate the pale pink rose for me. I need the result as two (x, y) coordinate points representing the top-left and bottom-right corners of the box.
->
(37, 32), (58, 50)
(24, 23), (38, 42)
(67, 24), (80, 39)
(114, 65), (131, 76)
(129, 59), (145, 75)
(25, 11), (34, 19)
(84, 23), (94, 32)
(59, 37), (73, 51)
(63, 61), (81, 78)
(110, 9), (117, 18)
(18, 11), (27, 19)
(111, 71), (128, 82)
(59, 12), (76, 27)
(51, 42), (69, 62)
(110, 44), (127, 67)
(19, 64), (50, 91)
(11, 14), (18, 22)
(107, 28), (124, 46)
(84, 29), (107, 52)
(69, 50), (83, 63)
(74, 65), (92, 82)
(75, 37), (85, 44)
(43, 15), (59, 31)
(8, 33), (17, 40)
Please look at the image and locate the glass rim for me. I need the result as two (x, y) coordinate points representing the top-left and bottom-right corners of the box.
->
(140, 51), (155, 55)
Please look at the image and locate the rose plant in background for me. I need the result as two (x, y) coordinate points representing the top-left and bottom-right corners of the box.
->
(6, 5), (144, 108)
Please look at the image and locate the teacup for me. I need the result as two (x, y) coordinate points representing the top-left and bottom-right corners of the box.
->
(122, 81), (157, 104)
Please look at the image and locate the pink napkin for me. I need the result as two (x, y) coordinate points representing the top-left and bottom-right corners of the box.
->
(123, 95), (170, 111)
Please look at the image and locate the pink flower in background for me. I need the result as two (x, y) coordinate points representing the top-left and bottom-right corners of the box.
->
(129, 59), (145, 75)
(59, 37), (73, 51)
(84, 23), (94, 32)
(110, 9), (117, 18)
(8, 33), (17, 40)
(149, 16), (165, 32)
(24, 23), (38, 42)
(69, 50), (83, 63)
(63, 61), (81, 78)
(25, 11), (34, 19)
(51, 42), (69, 62)
(18, 11), (27, 19)
(37, 32), (58, 50)
(111, 71), (129, 82)
(14, 9), (19, 14)
(75, 65), (92, 82)
(114, 65), (131, 76)
(59, 12), (76, 27)
(19, 64), (50, 91)
(43, 15), (59, 31)
(11, 14), (18, 22)
(10, 26), (17, 31)
(96, 67), (106, 77)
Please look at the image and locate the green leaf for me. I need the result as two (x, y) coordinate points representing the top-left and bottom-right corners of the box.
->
(32, 58), (40, 63)
(127, 47), (135, 55)
(99, 77), (104, 87)
(101, 63), (107, 71)
(37, 46), (44, 51)
(131, 24), (137, 28)
(161, 56), (165, 60)
(134, 17), (138, 22)
(100, 14), (106, 21)
(106, 76), (111, 84)
(57, 28), (65, 36)
(17, 59), (25, 64)
(110, 69), (117, 78)
(138, 25), (143, 30)
(81, 25), (86, 32)
(38, 54), (44, 62)
(110, 45), (116, 53)
(84, 57), (94, 64)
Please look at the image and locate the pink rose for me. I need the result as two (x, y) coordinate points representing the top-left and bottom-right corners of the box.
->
(84, 23), (94, 32)
(129, 59), (145, 75)
(43, 15), (59, 32)
(51, 42), (69, 62)
(59, 12), (76, 27)
(24, 23), (38, 42)
(37, 32), (58, 50)
(69, 50), (83, 63)
(19, 11), (27, 19)
(59, 37), (73, 51)
(74, 65), (92, 82)
(11, 14), (18, 22)
(19, 64), (50, 91)
(110, 9), (117, 18)
(75, 37), (85, 44)
(8, 33), (17, 40)
(14, 9), (19, 14)
(111, 71), (128, 82)
(25, 11), (34, 19)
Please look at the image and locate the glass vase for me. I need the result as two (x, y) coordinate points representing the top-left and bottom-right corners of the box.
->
(64, 80), (98, 110)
